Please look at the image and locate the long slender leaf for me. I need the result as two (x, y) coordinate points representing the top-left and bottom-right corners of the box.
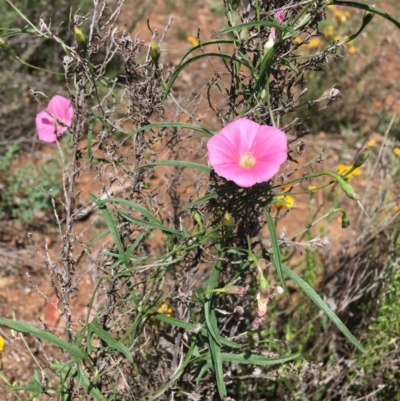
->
(163, 52), (253, 101)
(209, 332), (226, 398)
(281, 264), (365, 353)
(137, 159), (212, 173)
(127, 121), (214, 138)
(119, 211), (184, 236)
(264, 208), (291, 299)
(216, 20), (281, 36)
(0, 317), (88, 360)
(89, 320), (133, 362)
(221, 351), (301, 365)
(90, 195), (125, 257)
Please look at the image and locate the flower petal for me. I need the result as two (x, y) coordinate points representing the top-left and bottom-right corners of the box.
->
(47, 95), (74, 126)
(36, 111), (59, 143)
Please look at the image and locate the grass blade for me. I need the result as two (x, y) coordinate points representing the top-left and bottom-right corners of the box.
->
(264, 207), (291, 299)
(281, 264), (365, 353)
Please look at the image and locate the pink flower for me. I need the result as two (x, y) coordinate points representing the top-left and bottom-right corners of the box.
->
(207, 118), (287, 188)
(266, 10), (286, 48)
(274, 10), (286, 25)
(36, 95), (73, 142)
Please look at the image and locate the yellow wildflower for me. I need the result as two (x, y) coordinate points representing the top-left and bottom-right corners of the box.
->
(0, 335), (4, 352)
(157, 300), (173, 317)
(333, 35), (342, 42)
(337, 164), (360, 180)
(325, 25), (335, 37)
(394, 205), (400, 213)
(347, 45), (358, 54)
(281, 183), (291, 191)
(393, 147), (400, 156)
(293, 37), (302, 44)
(333, 9), (350, 23)
(187, 36), (199, 47)
(367, 139), (376, 147)
(308, 185), (317, 193)
(307, 37), (321, 49)
(273, 194), (295, 209)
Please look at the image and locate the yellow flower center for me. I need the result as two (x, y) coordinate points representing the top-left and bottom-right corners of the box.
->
(239, 153), (256, 169)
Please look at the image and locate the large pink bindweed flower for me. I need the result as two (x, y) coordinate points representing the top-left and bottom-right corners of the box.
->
(36, 95), (73, 143)
(207, 118), (287, 188)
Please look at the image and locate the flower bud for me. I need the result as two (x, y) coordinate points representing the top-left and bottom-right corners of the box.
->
(362, 7), (375, 27)
(74, 26), (87, 53)
(192, 211), (203, 231)
(222, 212), (234, 227)
(149, 40), (161, 65)
(224, 286), (247, 295)
(353, 147), (370, 168)
(0, 37), (10, 51)
(341, 210), (350, 229)
(337, 177), (360, 201)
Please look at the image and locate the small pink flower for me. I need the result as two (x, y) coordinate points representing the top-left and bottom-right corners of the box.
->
(207, 118), (287, 188)
(36, 95), (73, 143)
(274, 10), (286, 25)
(267, 10), (286, 47)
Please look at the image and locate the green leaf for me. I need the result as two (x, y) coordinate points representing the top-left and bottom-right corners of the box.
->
(281, 264), (366, 353)
(154, 314), (196, 331)
(209, 333), (226, 398)
(216, 20), (281, 36)
(264, 208), (291, 299)
(100, 197), (184, 236)
(220, 351), (301, 365)
(127, 121), (214, 138)
(90, 195), (125, 258)
(0, 317), (88, 361)
(137, 159), (212, 173)
(163, 52), (253, 101)
(119, 211), (183, 236)
(89, 320), (133, 362)
(9, 370), (43, 396)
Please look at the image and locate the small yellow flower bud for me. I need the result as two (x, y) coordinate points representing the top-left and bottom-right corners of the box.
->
(222, 212), (234, 227)
(74, 26), (87, 53)
(149, 40), (161, 65)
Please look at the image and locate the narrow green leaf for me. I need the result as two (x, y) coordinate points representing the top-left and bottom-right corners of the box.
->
(163, 52), (253, 101)
(0, 317), (88, 360)
(209, 334), (226, 398)
(216, 20), (280, 36)
(90, 195), (125, 257)
(154, 314), (196, 331)
(196, 360), (213, 386)
(89, 320), (133, 362)
(76, 364), (107, 401)
(137, 159), (212, 173)
(221, 351), (301, 365)
(281, 264), (365, 353)
(119, 211), (184, 236)
(127, 121), (214, 138)
(264, 208), (291, 299)
(9, 370), (43, 396)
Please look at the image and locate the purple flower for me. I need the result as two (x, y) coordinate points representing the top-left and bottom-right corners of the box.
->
(36, 95), (73, 143)
(207, 118), (288, 188)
